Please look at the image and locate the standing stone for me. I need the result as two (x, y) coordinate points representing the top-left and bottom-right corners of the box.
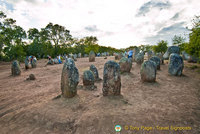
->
(163, 46), (180, 60)
(25, 57), (31, 70)
(53, 58), (59, 64)
(135, 52), (144, 64)
(168, 53), (184, 76)
(47, 59), (54, 65)
(69, 53), (73, 58)
(73, 54), (77, 61)
(102, 60), (121, 96)
(119, 57), (132, 73)
(114, 53), (119, 60)
(140, 60), (157, 82)
(156, 53), (164, 64)
(90, 64), (101, 81)
(118, 53), (123, 60)
(89, 51), (95, 62)
(11, 60), (21, 76)
(149, 56), (161, 70)
(31, 58), (37, 68)
(133, 47), (139, 61)
(61, 58), (79, 98)
(147, 50), (153, 60)
(78, 53), (82, 58)
(83, 70), (96, 90)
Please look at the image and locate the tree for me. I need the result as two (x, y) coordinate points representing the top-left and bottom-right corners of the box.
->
(0, 11), (26, 61)
(152, 40), (168, 54)
(172, 35), (186, 45)
(184, 16), (200, 58)
(44, 23), (72, 56)
(83, 36), (99, 54)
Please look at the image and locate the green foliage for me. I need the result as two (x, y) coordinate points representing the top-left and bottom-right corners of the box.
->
(172, 35), (186, 45)
(139, 45), (152, 52)
(152, 40), (168, 53)
(184, 16), (200, 58)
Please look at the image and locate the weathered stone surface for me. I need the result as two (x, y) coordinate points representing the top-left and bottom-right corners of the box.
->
(89, 64), (101, 81)
(78, 53), (82, 58)
(114, 53), (119, 60)
(69, 53), (73, 58)
(102, 60), (121, 96)
(27, 74), (36, 80)
(61, 58), (79, 98)
(11, 60), (21, 76)
(31, 58), (37, 68)
(163, 46), (180, 60)
(132, 47), (139, 61)
(89, 51), (95, 62)
(73, 54), (77, 61)
(25, 57), (31, 70)
(53, 58), (59, 64)
(149, 56), (161, 70)
(119, 57), (132, 73)
(47, 59), (54, 65)
(140, 60), (157, 82)
(156, 53), (164, 64)
(135, 52), (144, 64)
(168, 53), (184, 76)
(83, 70), (95, 86)
(147, 50), (153, 60)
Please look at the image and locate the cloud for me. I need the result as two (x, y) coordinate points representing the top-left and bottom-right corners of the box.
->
(0, 0), (199, 48)
(145, 22), (190, 44)
(158, 22), (187, 35)
(136, 0), (171, 17)
(84, 25), (99, 32)
(171, 12), (180, 20)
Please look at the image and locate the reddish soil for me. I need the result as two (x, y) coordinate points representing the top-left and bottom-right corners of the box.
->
(0, 56), (200, 134)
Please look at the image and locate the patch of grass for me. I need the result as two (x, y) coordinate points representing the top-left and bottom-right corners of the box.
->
(197, 68), (200, 73)
(190, 65), (198, 70)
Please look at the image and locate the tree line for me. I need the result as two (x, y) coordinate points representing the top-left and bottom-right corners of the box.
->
(0, 11), (120, 62)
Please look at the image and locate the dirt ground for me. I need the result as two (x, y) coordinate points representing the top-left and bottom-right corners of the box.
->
(0, 56), (200, 134)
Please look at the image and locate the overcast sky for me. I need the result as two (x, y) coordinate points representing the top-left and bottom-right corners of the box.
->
(0, 0), (200, 48)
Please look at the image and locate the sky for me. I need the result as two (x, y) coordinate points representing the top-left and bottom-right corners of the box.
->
(0, 0), (200, 49)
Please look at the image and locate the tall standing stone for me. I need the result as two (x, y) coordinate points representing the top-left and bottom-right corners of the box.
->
(149, 56), (161, 70)
(31, 57), (37, 68)
(61, 58), (79, 98)
(83, 70), (96, 90)
(78, 53), (82, 58)
(102, 60), (121, 96)
(133, 47), (139, 61)
(119, 57), (132, 73)
(89, 51), (95, 62)
(156, 53), (164, 64)
(25, 57), (31, 70)
(90, 64), (101, 81)
(11, 60), (21, 76)
(147, 50), (153, 60)
(168, 53), (184, 76)
(135, 52), (144, 64)
(140, 60), (157, 82)
(163, 46), (180, 60)
(114, 53), (119, 60)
